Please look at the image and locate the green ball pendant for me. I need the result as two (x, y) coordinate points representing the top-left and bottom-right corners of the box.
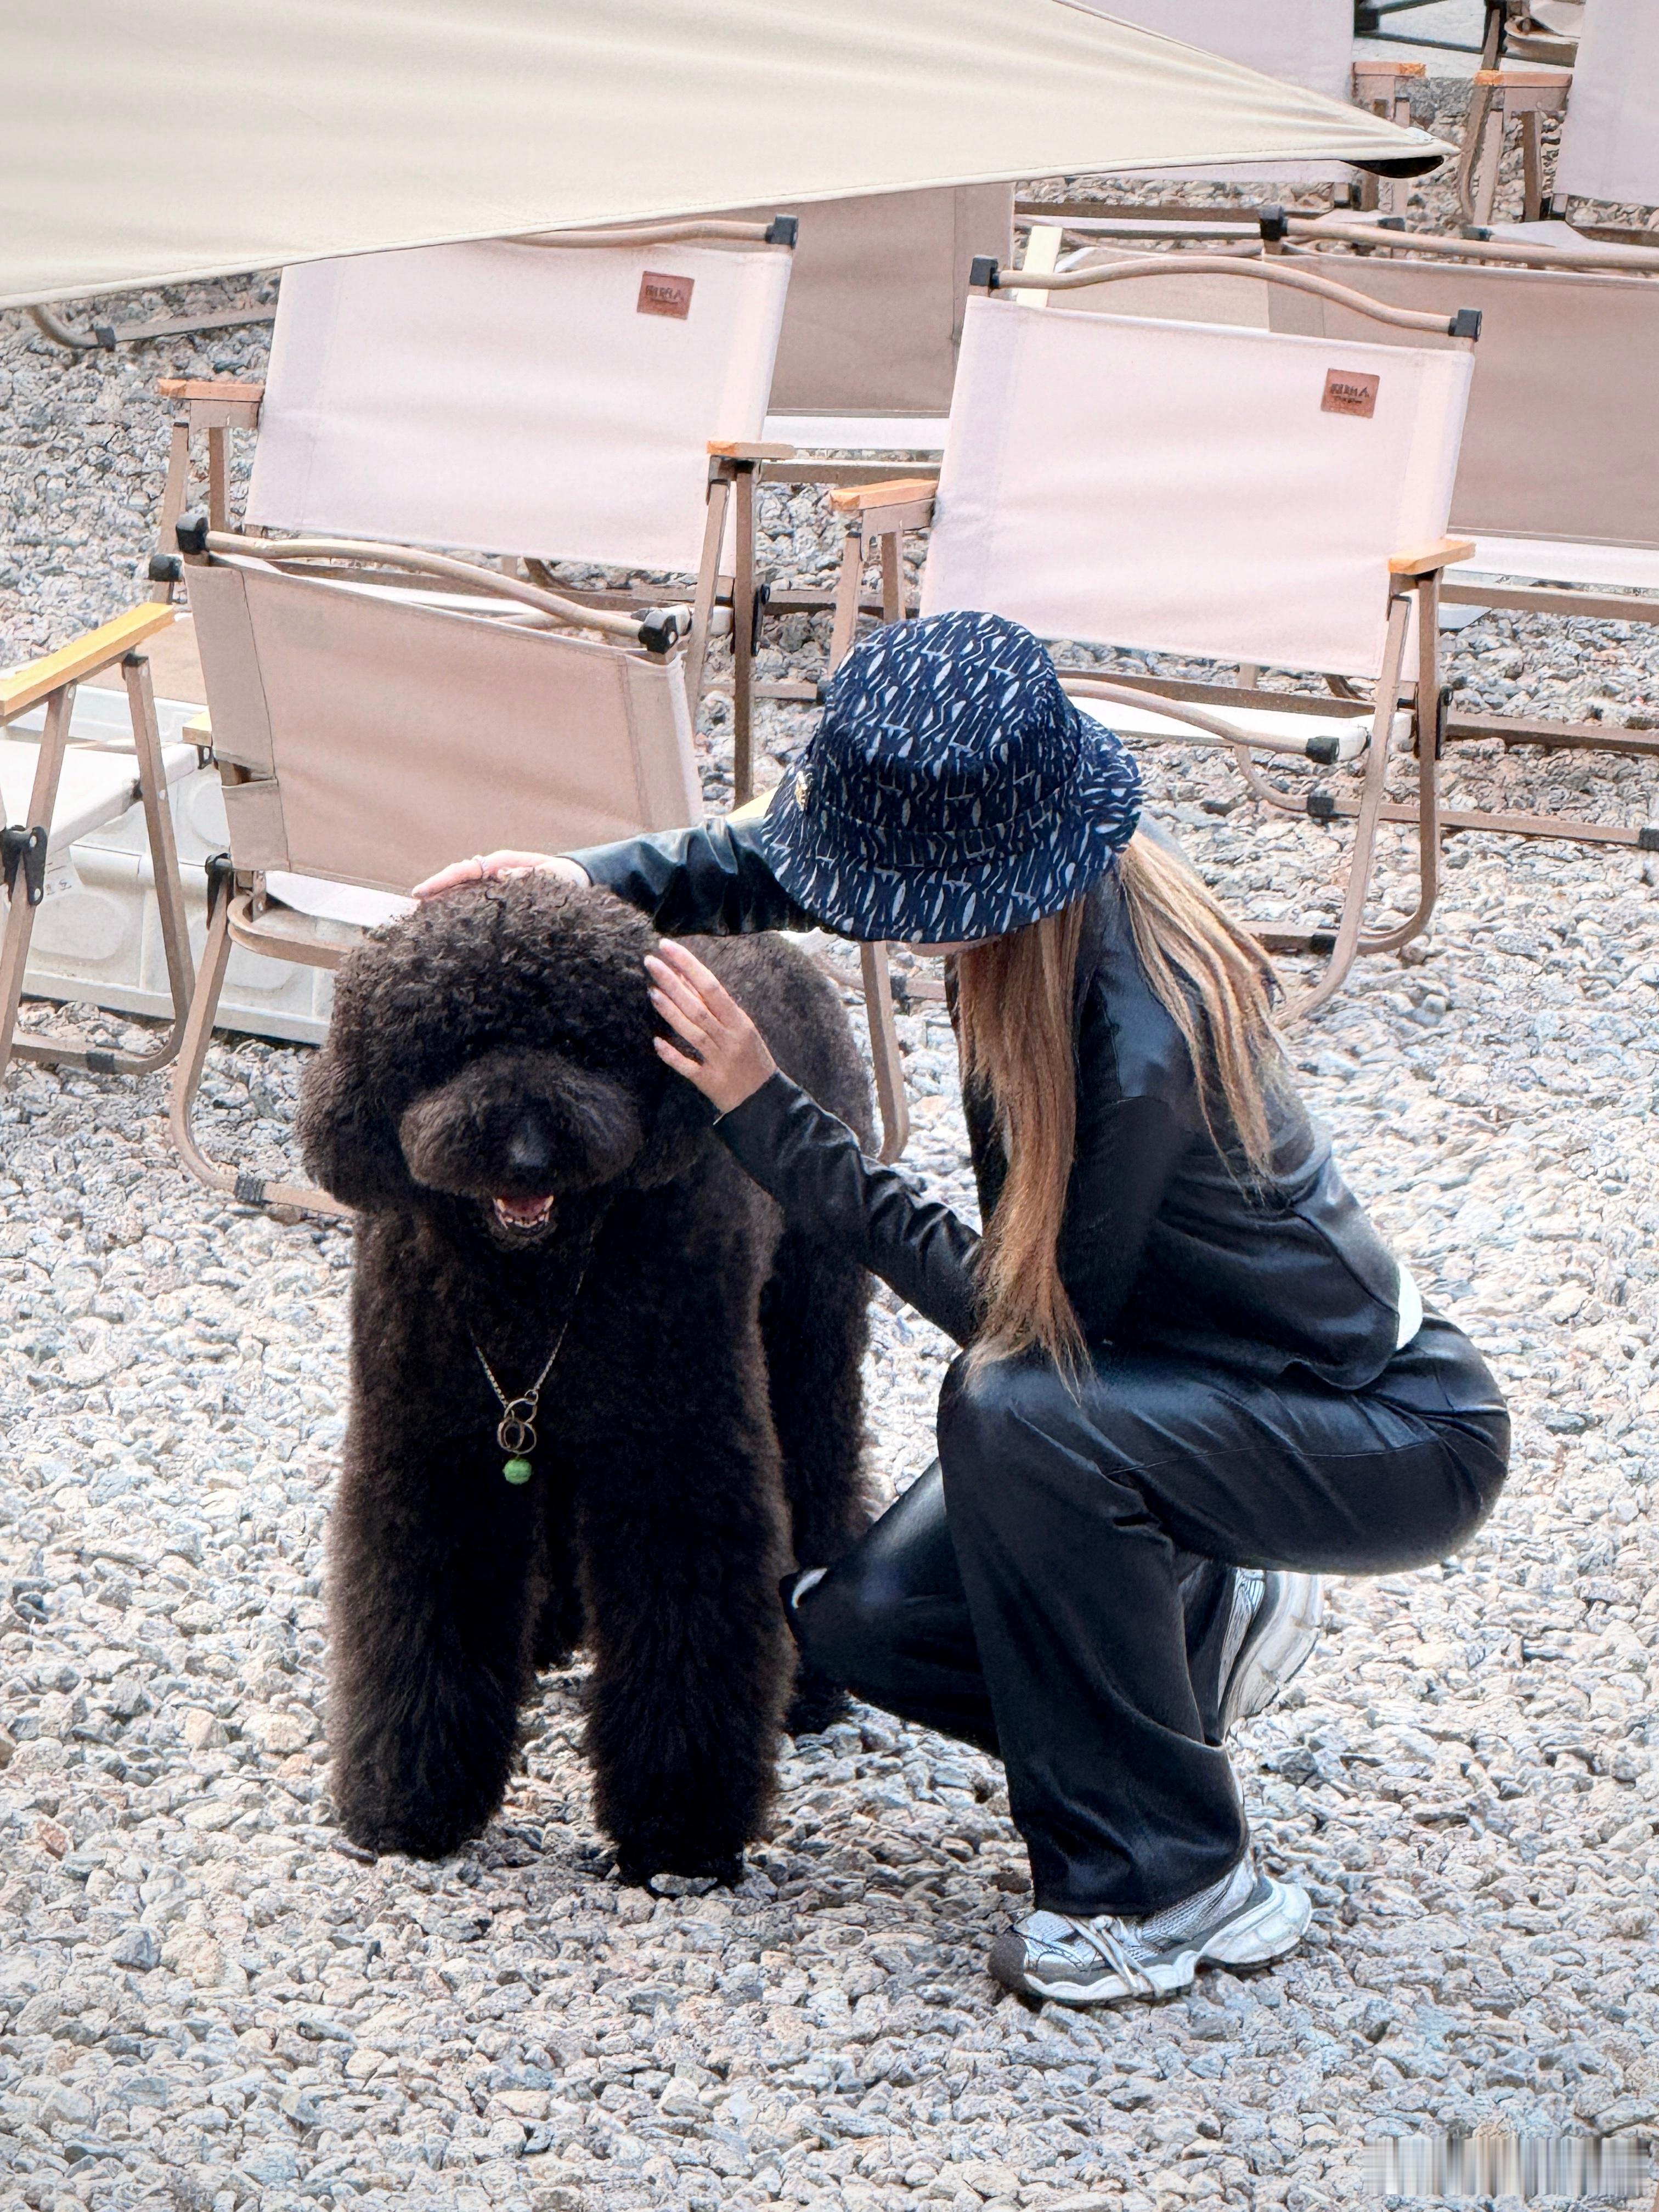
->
(502, 1457), (534, 1486)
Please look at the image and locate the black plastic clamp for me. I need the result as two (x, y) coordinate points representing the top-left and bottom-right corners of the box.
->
(233, 1171), (268, 1207)
(1376, 215), (1407, 233)
(93, 323), (117, 351)
(1449, 308), (1483, 341)
(148, 551), (184, 586)
(175, 509), (210, 556)
(968, 255), (1001, 292)
(1305, 735), (1340, 766)
(1638, 827), (1659, 853)
(1, 825), (48, 907)
(86, 1049), (120, 1076)
(1307, 792), (1338, 822)
(204, 850), (235, 919)
(637, 607), (692, 658)
(1307, 929), (1337, 956)
(765, 215), (799, 249)
(1258, 204), (1289, 244)
(749, 580), (771, 655)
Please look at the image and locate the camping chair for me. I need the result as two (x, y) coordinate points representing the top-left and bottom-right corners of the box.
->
(171, 533), (698, 1218)
(151, 221), (797, 803)
(170, 520), (911, 1209)
(1458, 67), (1573, 227)
(0, 603), (199, 1081)
(1460, 4), (1659, 235)
(820, 253), (1483, 1018)
(1217, 244), (1659, 860)
(1000, 217), (1659, 860)
(694, 187), (1012, 748)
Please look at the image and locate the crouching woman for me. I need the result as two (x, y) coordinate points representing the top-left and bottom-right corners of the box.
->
(416, 611), (1509, 2006)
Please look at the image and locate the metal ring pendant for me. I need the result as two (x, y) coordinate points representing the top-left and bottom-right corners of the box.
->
(497, 1414), (537, 1456)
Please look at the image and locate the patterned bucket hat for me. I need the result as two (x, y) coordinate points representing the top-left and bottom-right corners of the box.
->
(759, 610), (1142, 942)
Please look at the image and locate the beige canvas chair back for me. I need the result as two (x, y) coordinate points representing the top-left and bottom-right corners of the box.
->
(246, 236), (792, 574)
(1555, 2), (1659, 207)
(921, 296), (1472, 679)
(1248, 258), (1659, 553)
(189, 555), (701, 895)
(716, 186), (1012, 420)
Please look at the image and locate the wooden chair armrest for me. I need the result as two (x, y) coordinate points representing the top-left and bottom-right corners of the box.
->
(707, 441), (798, 461)
(828, 477), (939, 517)
(1389, 537), (1477, 578)
(158, 377), (266, 403)
(1353, 59), (1425, 86)
(1473, 66), (1572, 85)
(0, 605), (175, 726)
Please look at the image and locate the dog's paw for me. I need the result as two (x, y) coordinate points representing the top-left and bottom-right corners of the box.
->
(336, 1804), (480, 1863)
(616, 1848), (746, 1892)
(784, 1669), (850, 1739)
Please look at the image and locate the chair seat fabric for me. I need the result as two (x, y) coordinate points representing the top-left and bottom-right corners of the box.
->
(0, 738), (198, 857)
(263, 872), (415, 930)
(1466, 538), (1659, 591)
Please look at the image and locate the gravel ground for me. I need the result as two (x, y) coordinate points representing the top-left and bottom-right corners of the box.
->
(5, 80), (1659, 2212)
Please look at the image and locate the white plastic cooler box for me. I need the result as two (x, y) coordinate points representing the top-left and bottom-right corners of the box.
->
(7, 686), (341, 1045)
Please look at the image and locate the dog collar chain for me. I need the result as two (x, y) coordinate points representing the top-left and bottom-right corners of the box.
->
(471, 1235), (601, 1485)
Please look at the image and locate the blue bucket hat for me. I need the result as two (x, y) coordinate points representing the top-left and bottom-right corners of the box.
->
(759, 610), (1142, 943)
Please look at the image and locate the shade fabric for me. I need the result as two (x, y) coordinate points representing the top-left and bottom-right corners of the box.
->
(0, 0), (1445, 312)
(922, 295), (1471, 680)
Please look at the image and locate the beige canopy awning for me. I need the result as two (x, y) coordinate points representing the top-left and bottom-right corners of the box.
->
(0, 0), (1446, 312)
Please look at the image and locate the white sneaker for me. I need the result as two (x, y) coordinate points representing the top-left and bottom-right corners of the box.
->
(1218, 1569), (1324, 1735)
(988, 1852), (1310, 2006)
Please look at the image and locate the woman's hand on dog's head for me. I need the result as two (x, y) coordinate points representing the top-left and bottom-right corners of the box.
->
(646, 941), (776, 1116)
(411, 851), (591, 900)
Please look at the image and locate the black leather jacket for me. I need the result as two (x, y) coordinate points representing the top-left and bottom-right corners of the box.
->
(576, 819), (1410, 1390)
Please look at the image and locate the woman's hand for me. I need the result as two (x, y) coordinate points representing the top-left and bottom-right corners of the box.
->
(411, 852), (591, 900)
(645, 940), (776, 1115)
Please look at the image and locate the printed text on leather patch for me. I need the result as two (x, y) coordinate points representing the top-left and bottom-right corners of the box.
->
(1322, 368), (1379, 419)
(637, 272), (695, 320)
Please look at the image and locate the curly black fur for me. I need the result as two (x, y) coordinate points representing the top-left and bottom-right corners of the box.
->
(299, 877), (873, 1881)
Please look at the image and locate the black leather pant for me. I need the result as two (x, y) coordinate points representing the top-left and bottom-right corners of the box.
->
(789, 1313), (1509, 1918)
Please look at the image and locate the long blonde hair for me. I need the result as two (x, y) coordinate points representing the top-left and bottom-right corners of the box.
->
(955, 829), (1282, 1378)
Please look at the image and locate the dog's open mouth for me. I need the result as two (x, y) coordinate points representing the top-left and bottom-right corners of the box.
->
(492, 1194), (557, 1235)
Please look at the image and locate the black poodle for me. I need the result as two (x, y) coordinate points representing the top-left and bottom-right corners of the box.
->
(297, 876), (872, 1881)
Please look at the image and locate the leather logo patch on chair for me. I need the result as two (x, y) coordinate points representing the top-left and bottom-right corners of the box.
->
(637, 272), (695, 320)
(1321, 369), (1380, 419)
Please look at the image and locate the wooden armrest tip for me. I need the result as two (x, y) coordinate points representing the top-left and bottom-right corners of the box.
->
(1389, 535), (1477, 575)
(707, 440), (798, 460)
(827, 477), (940, 515)
(158, 376), (266, 402)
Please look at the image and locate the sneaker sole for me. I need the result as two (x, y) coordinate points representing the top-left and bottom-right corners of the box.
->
(997, 1876), (1312, 2006)
(1221, 1571), (1323, 1734)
